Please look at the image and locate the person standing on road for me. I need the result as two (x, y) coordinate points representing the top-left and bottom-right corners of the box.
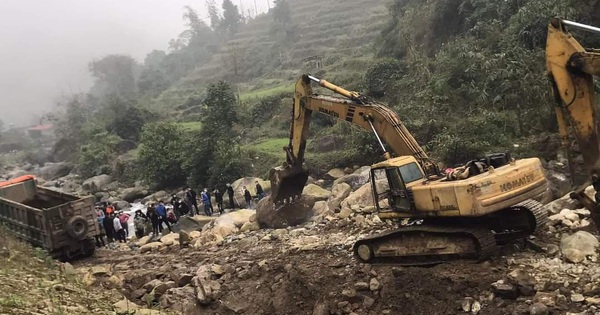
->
(255, 181), (265, 201)
(95, 206), (106, 247)
(185, 188), (199, 216)
(133, 210), (147, 239)
(102, 212), (115, 244)
(147, 202), (160, 236)
(226, 183), (235, 210)
(112, 214), (126, 243)
(201, 189), (213, 216)
(155, 200), (173, 233)
(118, 211), (130, 239)
(214, 188), (224, 215)
(243, 186), (252, 208)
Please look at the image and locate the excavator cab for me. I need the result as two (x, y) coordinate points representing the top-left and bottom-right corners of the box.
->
(371, 157), (424, 213)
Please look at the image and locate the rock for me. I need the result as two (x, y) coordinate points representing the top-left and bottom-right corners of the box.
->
(131, 288), (146, 299)
(172, 215), (213, 233)
(333, 173), (370, 191)
(342, 288), (357, 298)
(507, 269), (536, 289)
(37, 162), (74, 180)
(272, 228), (288, 238)
(189, 231), (202, 239)
(461, 297), (474, 312)
(302, 184), (331, 201)
(354, 282), (369, 291)
(211, 264), (224, 276)
(113, 298), (139, 313)
(61, 262), (76, 276)
(343, 167), (353, 174)
(534, 292), (557, 307)
(107, 275), (124, 288)
(136, 236), (151, 247)
(179, 231), (191, 247)
(140, 242), (165, 253)
(120, 187), (147, 202)
(586, 297), (600, 305)
(563, 249), (586, 263)
(160, 233), (180, 246)
(90, 265), (112, 277)
(143, 279), (164, 292)
(471, 301), (481, 314)
(114, 200), (130, 210)
(256, 196), (316, 228)
(491, 281), (519, 299)
(529, 303), (548, 315)
(312, 201), (331, 217)
(171, 273), (193, 287)
(231, 177), (271, 207)
(571, 293), (585, 303)
(369, 278), (381, 291)
(363, 296), (375, 309)
(338, 207), (352, 219)
(340, 181), (386, 212)
(546, 244), (560, 256)
(325, 168), (346, 180)
(546, 170), (572, 200)
(81, 174), (112, 192)
(240, 221), (260, 232)
(560, 231), (599, 262)
(327, 183), (352, 211)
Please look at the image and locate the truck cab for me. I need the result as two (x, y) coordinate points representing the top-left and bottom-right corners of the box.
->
(370, 156), (425, 213)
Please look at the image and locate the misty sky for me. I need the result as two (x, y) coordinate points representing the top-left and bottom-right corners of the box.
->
(0, 0), (270, 127)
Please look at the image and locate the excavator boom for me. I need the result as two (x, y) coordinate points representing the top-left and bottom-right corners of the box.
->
(546, 18), (600, 229)
(270, 74), (438, 204)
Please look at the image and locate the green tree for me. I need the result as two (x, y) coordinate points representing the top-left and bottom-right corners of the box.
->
(221, 0), (241, 36)
(206, 0), (221, 31)
(78, 129), (120, 178)
(89, 55), (138, 98)
(137, 122), (187, 187)
(184, 81), (240, 187)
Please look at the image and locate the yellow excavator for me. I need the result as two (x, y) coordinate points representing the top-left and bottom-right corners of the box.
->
(269, 74), (548, 265)
(547, 18), (600, 230)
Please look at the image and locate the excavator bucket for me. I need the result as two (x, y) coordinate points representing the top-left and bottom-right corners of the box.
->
(269, 165), (309, 205)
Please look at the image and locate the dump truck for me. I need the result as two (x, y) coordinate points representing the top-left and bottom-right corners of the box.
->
(0, 175), (98, 260)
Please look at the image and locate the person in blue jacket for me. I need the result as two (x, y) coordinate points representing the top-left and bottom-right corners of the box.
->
(155, 200), (173, 233)
(201, 189), (213, 216)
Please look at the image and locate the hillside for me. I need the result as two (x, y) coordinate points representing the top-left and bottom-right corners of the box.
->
(153, 0), (388, 109)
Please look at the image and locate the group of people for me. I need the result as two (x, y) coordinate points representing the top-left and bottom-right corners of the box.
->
(92, 181), (267, 248)
(94, 202), (130, 247)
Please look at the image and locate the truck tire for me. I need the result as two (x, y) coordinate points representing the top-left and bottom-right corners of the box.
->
(66, 216), (88, 240)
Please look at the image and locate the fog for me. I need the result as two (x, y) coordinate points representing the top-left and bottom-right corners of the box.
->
(0, 0), (269, 127)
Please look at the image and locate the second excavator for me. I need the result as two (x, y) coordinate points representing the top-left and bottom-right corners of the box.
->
(268, 74), (549, 265)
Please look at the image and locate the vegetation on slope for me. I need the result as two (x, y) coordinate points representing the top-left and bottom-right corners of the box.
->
(11, 0), (600, 190)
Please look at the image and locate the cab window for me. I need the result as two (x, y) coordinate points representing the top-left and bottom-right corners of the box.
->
(399, 162), (423, 184)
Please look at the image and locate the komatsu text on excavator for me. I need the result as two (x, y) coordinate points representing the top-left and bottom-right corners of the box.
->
(547, 18), (600, 232)
(269, 74), (549, 265)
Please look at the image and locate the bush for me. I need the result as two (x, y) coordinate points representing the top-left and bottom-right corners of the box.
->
(78, 131), (120, 178)
(137, 122), (187, 187)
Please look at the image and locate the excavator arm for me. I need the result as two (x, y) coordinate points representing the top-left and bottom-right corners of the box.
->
(270, 74), (438, 204)
(546, 18), (600, 228)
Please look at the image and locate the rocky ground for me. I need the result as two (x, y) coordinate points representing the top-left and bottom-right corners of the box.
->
(3, 164), (600, 314)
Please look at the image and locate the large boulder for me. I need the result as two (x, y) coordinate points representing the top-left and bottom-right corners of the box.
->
(120, 187), (148, 203)
(256, 196), (316, 228)
(325, 168), (346, 180)
(310, 135), (346, 153)
(327, 183), (352, 211)
(302, 184), (331, 201)
(546, 170), (572, 200)
(231, 177), (271, 206)
(560, 231), (599, 263)
(340, 180), (388, 213)
(172, 215), (214, 233)
(202, 209), (255, 239)
(333, 174), (370, 191)
(37, 162), (74, 180)
(82, 174), (113, 192)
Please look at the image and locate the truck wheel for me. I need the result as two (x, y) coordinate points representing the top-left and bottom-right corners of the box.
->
(66, 216), (88, 240)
